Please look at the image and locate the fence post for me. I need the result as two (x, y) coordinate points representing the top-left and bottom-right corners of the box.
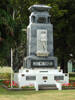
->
(11, 48), (13, 88)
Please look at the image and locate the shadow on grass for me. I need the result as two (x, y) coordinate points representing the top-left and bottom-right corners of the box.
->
(0, 86), (75, 96)
(0, 86), (63, 96)
(0, 86), (36, 95)
(0, 86), (54, 95)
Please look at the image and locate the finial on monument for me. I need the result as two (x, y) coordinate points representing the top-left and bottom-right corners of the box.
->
(28, 4), (51, 12)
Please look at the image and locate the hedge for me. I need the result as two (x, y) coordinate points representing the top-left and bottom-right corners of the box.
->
(0, 73), (11, 80)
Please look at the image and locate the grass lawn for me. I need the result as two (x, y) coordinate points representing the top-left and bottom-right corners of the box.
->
(0, 86), (75, 100)
(0, 67), (11, 73)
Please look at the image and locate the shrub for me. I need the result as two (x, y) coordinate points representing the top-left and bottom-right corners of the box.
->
(0, 73), (11, 80)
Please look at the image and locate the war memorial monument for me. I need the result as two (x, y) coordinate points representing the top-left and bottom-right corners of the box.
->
(14, 5), (69, 91)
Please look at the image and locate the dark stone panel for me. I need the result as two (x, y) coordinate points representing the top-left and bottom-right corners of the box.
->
(26, 76), (36, 80)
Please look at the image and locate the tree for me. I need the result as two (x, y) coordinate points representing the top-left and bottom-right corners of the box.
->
(50, 0), (75, 72)
(0, 0), (15, 66)
(0, 0), (75, 73)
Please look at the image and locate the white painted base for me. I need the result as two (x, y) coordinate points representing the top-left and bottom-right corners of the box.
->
(14, 68), (69, 91)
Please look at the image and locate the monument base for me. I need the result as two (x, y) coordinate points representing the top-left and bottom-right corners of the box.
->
(14, 68), (69, 91)
(23, 56), (58, 68)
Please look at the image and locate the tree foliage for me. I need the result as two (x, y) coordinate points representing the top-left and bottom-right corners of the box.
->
(0, 0), (75, 72)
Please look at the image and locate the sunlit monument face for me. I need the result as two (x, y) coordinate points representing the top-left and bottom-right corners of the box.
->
(24, 5), (57, 68)
(37, 29), (48, 56)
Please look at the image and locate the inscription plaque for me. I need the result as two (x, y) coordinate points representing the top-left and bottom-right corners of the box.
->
(26, 76), (36, 80)
(31, 60), (54, 67)
(54, 76), (64, 80)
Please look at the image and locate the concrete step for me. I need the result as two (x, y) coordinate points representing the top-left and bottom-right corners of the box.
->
(39, 84), (58, 90)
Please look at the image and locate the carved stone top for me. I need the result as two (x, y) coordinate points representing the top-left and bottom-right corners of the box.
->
(28, 5), (51, 12)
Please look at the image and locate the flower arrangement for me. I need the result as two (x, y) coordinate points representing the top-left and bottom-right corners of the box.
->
(2, 80), (18, 88)
(22, 84), (34, 89)
(55, 80), (75, 88)
(62, 82), (75, 88)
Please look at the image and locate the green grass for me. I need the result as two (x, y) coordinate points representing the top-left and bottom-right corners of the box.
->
(0, 86), (75, 100)
(69, 72), (75, 80)
(70, 77), (75, 80)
